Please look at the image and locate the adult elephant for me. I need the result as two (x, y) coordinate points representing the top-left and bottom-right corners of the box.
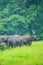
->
(22, 35), (39, 45)
(7, 35), (23, 48)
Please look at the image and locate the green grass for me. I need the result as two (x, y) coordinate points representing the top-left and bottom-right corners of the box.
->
(0, 41), (43, 65)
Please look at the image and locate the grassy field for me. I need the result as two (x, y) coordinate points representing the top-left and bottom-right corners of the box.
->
(0, 41), (43, 65)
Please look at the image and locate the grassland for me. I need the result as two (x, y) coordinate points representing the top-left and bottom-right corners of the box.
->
(0, 41), (43, 65)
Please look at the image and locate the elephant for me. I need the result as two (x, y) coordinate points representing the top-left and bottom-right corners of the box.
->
(6, 35), (39, 48)
(22, 35), (39, 45)
(7, 35), (23, 48)
(0, 36), (5, 48)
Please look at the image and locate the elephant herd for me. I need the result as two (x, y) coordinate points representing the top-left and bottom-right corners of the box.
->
(0, 35), (39, 48)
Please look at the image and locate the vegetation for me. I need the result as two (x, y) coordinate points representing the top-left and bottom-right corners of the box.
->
(0, 0), (43, 39)
(0, 41), (43, 65)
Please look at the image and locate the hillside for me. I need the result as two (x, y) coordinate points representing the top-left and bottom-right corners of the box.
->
(0, 41), (43, 65)
(0, 0), (43, 39)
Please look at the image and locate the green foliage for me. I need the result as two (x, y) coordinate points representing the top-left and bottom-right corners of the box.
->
(0, 0), (43, 39)
(0, 43), (9, 50)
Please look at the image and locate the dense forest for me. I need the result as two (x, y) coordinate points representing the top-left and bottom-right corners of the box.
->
(0, 0), (43, 39)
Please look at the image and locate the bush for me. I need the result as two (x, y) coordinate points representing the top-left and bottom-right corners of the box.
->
(0, 43), (9, 50)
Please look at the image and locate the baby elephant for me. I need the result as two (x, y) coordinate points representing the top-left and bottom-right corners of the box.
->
(0, 35), (8, 48)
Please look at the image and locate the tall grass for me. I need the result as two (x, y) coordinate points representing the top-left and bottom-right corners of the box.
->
(0, 41), (43, 65)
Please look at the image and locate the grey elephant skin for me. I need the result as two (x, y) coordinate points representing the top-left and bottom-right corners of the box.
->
(7, 35), (23, 48)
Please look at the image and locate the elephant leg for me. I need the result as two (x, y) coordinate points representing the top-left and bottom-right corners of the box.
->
(10, 42), (15, 48)
(6, 40), (10, 47)
(7, 40), (13, 48)
(20, 40), (24, 46)
(13, 43), (16, 48)
(27, 41), (32, 46)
